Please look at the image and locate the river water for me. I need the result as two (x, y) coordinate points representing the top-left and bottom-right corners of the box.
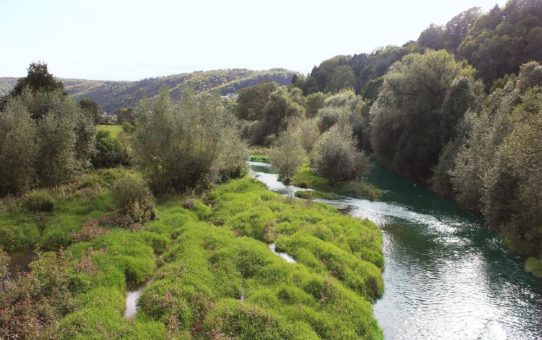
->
(248, 162), (542, 340)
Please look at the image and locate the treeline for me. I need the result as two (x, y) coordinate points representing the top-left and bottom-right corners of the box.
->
(300, 0), (542, 96)
(238, 0), (542, 274)
(0, 63), (247, 199)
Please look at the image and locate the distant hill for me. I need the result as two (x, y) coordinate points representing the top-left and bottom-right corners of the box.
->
(0, 68), (297, 112)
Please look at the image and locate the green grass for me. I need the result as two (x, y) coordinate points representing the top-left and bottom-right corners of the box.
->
(0, 168), (136, 251)
(2, 175), (384, 339)
(136, 178), (383, 338)
(292, 163), (382, 201)
(97, 124), (123, 139)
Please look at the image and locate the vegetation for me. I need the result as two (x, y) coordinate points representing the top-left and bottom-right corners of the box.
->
(369, 50), (478, 182)
(269, 129), (305, 183)
(133, 89), (247, 194)
(0, 174), (383, 338)
(112, 176), (155, 225)
(312, 123), (370, 184)
(0, 65), (96, 195)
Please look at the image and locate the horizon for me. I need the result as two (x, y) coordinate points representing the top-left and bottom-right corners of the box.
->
(2, 0), (505, 81)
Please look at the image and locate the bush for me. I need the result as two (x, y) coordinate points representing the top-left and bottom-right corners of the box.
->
(92, 130), (130, 168)
(22, 190), (55, 212)
(311, 124), (370, 184)
(112, 177), (155, 224)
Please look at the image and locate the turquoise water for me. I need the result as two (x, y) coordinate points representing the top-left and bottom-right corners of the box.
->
(249, 162), (542, 339)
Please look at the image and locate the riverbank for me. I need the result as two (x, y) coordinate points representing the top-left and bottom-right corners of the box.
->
(249, 161), (542, 339)
(0, 173), (384, 338)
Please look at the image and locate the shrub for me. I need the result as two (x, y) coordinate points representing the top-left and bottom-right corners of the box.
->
(22, 190), (55, 212)
(311, 124), (370, 184)
(112, 177), (155, 224)
(92, 130), (130, 168)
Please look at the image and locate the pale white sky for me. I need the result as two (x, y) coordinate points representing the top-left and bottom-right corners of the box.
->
(0, 0), (506, 80)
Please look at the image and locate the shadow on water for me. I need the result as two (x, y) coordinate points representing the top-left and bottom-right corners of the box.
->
(249, 161), (542, 340)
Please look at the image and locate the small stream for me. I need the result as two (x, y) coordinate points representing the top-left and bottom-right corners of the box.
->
(249, 161), (542, 340)
(124, 288), (143, 319)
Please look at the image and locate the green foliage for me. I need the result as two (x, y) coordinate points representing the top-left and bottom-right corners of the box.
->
(93, 129), (131, 168)
(0, 100), (37, 195)
(97, 124), (123, 139)
(269, 129), (305, 183)
(316, 90), (369, 149)
(305, 92), (327, 117)
(247, 87), (306, 145)
(79, 98), (101, 124)
(112, 176), (155, 225)
(115, 107), (136, 125)
(22, 190), (55, 213)
(448, 62), (542, 262)
(418, 8), (481, 51)
(134, 89), (247, 194)
(8, 62), (64, 99)
(302, 46), (416, 96)
(458, 0), (542, 85)
(236, 82), (277, 120)
(370, 50), (476, 182)
(292, 163), (381, 201)
(0, 84), (97, 193)
(312, 124), (370, 184)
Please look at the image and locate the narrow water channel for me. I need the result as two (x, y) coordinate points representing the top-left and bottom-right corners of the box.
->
(249, 161), (542, 340)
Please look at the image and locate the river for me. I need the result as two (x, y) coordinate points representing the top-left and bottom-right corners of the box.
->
(248, 161), (542, 340)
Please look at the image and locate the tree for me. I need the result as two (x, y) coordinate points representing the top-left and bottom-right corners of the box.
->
(305, 92), (327, 117)
(115, 107), (136, 125)
(417, 24), (445, 50)
(9, 62), (64, 98)
(269, 130), (305, 183)
(370, 50), (475, 181)
(249, 87), (305, 145)
(236, 82), (277, 121)
(79, 98), (101, 124)
(36, 107), (78, 187)
(329, 65), (356, 92)
(0, 99), (37, 195)
(311, 123), (370, 184)
(458, 0), (542, 85)
(134, 89), (247, 194)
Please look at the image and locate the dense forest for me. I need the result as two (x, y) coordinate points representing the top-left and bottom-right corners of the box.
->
(0, 0), (542, 338)
(0, 68), (296, 113)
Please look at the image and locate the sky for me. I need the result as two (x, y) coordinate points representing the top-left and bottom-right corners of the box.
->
(0, 0), (506, 81)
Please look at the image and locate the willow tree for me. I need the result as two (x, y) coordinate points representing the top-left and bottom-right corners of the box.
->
(134, 89), (247, 194)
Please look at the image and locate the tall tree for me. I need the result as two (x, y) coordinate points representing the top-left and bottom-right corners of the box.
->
(370, 50), (476, 181)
